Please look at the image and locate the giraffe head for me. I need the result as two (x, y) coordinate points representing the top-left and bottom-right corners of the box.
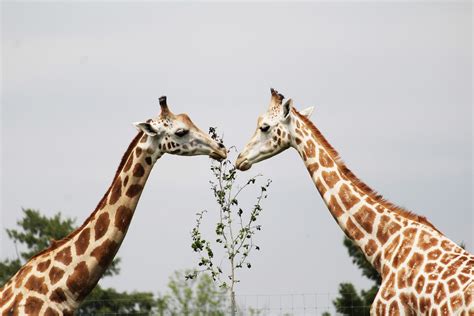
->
(236, 88), (313, 170)
(134, 96), (227, 161)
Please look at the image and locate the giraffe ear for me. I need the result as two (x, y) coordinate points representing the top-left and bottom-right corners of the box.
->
(282, 99), (293, 119)
(299, 106), (314, 118)
(133, 122), (158, 136)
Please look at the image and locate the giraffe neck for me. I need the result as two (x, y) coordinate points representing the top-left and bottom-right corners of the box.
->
(34, 132), (161, 309)
(289, 110), (442, 276)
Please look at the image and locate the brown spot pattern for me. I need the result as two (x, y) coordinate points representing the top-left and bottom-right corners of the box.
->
(115, 205), (133, 233)
(15, 265), (32, 288)
(345, 218), (364, 240)
(426, 283), (435, 294)
(307, 162), (319, 175)
(123, 154), (133, 172)
(450, 294), (463, 312)
(364, 239), (378, 257)
(406, 252), (424, 285)
(418, 230), (439, 250)
(353, 205), (376, 234)
(304, 140), (316, 158)
(397, 267), (408, 288)
(91, 239), (119, 267)
(434, 283), (447, 304)
(54, 246), (72, 265)
(388, 299), (400, 316)
(440, 253), (456, 265)
(418, 297), (430, 314)
(45, 308), (59, 316)
(133, 163), (145, 177)
(49, 266), (65, 285)
(145, 157), (152, 165)
(126, 184), (143, 198)
(24, 296), (43, 315)
(1, 286), (13, 303)
(321, 171), (340, 189)
(37, 259), (51, 272)
(135, 147), (142, 157)
(415, 274), (425, 293)
(373, 253), (382, 273)
(393, 235), (416, 269)
(109, 177), (122, 205)
(94, 213), (110, 241)
(319, 148), (334, 167)
(377, 215), (401, 244)
(441, 240), (454, 252)
(384, 235), (401, 261)
(440, 302), (450, 315)
(464, 284), (473, 307)
(328, 195), (344, 218)
(66, 262), (91, 301)
(50, 288), (67, 303)
(75, 228), (90, 256)
(428, 249), (442, 260)
(63, 310), (74, 316)
(447, 278), (460, 292)
(339, 184), (360, 210)
(375, 301), (386, 315)
(458, 273), (470, 284)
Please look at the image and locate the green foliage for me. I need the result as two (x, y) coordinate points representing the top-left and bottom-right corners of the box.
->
(0, 259), (21, 285)
(332, 237), (380, 315)
(6, 208), (76, 261)
(156, 270), (227, 316)
(188, 128), (271, 316)
(0, 208), (151, 314)
(2, 208), (120, 281)
(333, 283), (370, 316)
(342, 238), (381, 285)
(78, 286), (155, 315)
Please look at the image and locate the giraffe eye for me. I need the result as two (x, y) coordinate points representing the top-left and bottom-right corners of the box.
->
(175, 129), (189, 137)
(259, 124), (270, 133)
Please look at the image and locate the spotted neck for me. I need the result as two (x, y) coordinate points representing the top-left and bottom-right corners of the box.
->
(67, 132), (162, 305)
(32, 132), (160, 309)
(289, 110), (443, 276)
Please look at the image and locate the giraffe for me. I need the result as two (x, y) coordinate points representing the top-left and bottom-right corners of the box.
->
(235, 89), (473, 315)
(0, 96), (227, 315)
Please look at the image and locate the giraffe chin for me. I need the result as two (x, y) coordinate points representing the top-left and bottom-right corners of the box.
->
(209, 150), (227, 162)
(236, 159), (252, 171)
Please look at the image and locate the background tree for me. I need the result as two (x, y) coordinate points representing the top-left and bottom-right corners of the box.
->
(332, 237), (381, 316)
(155, 270), (227, 316)
(187, 128), (271, 316)
(0, 208), (154, 314)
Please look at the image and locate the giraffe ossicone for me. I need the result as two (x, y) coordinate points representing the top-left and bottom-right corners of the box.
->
(0, 96), (227, 315)
(236, 88), (474, 315)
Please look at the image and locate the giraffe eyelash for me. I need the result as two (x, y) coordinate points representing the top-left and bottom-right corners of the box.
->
(259, 124), (270, 132)
(175, 129), (189, 137)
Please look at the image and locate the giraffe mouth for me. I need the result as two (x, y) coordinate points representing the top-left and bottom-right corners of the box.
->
(236, 157), (252, 171)
(209, 149), (227, 162)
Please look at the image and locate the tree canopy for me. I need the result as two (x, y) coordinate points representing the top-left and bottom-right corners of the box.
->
(332, 237), (380, 316)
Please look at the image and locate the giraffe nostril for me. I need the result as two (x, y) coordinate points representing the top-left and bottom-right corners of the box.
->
(218, 142), (225, 149)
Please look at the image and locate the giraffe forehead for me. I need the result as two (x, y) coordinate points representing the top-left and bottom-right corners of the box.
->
(176, 113), (198, 129)
(259, 111), (282, 125)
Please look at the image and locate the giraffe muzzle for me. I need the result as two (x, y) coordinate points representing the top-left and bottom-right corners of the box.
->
(209, 147), (227, 161)
(236, 154), (251, 171)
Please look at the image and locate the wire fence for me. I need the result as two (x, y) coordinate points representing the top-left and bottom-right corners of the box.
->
(77, 292), (372, 316)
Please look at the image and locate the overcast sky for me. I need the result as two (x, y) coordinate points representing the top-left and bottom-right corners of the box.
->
(1, 1), (472, 313)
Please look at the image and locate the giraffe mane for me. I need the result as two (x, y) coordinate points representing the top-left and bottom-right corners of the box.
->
(29, 131), (145, 261)
(293, 109), (440, 232)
